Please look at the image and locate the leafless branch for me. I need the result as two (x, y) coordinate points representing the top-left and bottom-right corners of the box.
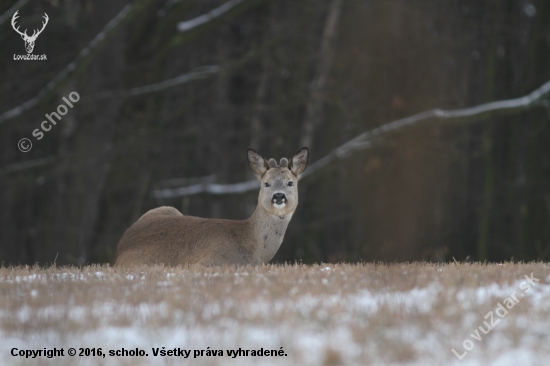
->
(90, 66), (220, 100)
(89, 43), (261, 99)
(157, 0), (181, 17)
(85, 45), (261, 101)
(0, 3), (134, 125)
(177, 0), (246, 32)
(0, 156), (56, 177)
(152, 180), (259, 198)
(156, 175), (217, 188)
(0, 0), (29, 25)
(152, 79), (550, 198)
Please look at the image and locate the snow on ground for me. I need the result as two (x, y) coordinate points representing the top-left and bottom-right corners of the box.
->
(1, 264), (550, 365)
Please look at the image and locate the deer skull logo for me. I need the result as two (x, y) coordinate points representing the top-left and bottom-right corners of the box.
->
(11, 11), (49, 54)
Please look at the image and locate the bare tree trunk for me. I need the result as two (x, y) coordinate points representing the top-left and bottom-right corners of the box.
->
(73, 0), (128, 265)
(509, 1), (537, 258)
(299, 0), (342, 149)
(249, 57), (272, 151)
(512, 113), (528, 257)
(477, 0), (501, 262)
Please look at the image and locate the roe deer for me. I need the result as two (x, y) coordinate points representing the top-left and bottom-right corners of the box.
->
(114, 148), (309, 266)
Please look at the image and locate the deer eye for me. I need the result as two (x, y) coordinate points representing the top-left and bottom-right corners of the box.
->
(264, 182), (271, 187)
(287, 181), (293, 187)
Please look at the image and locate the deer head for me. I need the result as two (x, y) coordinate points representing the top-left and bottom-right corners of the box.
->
(11, 11), (49, 54)
(247, 147), (309, 217)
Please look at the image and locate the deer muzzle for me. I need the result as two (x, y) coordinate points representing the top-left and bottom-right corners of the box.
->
(272, 193), (287, 208)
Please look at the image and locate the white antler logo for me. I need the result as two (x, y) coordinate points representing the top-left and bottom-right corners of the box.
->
(11, 11), (49, 54)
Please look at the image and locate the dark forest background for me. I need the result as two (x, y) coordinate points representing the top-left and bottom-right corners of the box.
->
(1, 0), (550, 266)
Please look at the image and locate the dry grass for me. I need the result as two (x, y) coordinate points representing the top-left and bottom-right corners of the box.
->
(1, 262), (550, 365)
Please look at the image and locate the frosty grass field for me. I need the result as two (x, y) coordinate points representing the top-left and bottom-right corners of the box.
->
(1, 262), (550, 365)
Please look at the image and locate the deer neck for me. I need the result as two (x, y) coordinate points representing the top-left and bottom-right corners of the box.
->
(247, 205), (293, 263)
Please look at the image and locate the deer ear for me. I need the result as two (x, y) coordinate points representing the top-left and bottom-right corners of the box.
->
(289, 147), (309, 179)
(247, 149), (269, 180)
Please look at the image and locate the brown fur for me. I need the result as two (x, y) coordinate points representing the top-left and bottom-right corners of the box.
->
(114, 148), (309, 267)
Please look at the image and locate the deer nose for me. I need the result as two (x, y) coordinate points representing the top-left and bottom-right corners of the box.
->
(272, 193), (286, 205)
